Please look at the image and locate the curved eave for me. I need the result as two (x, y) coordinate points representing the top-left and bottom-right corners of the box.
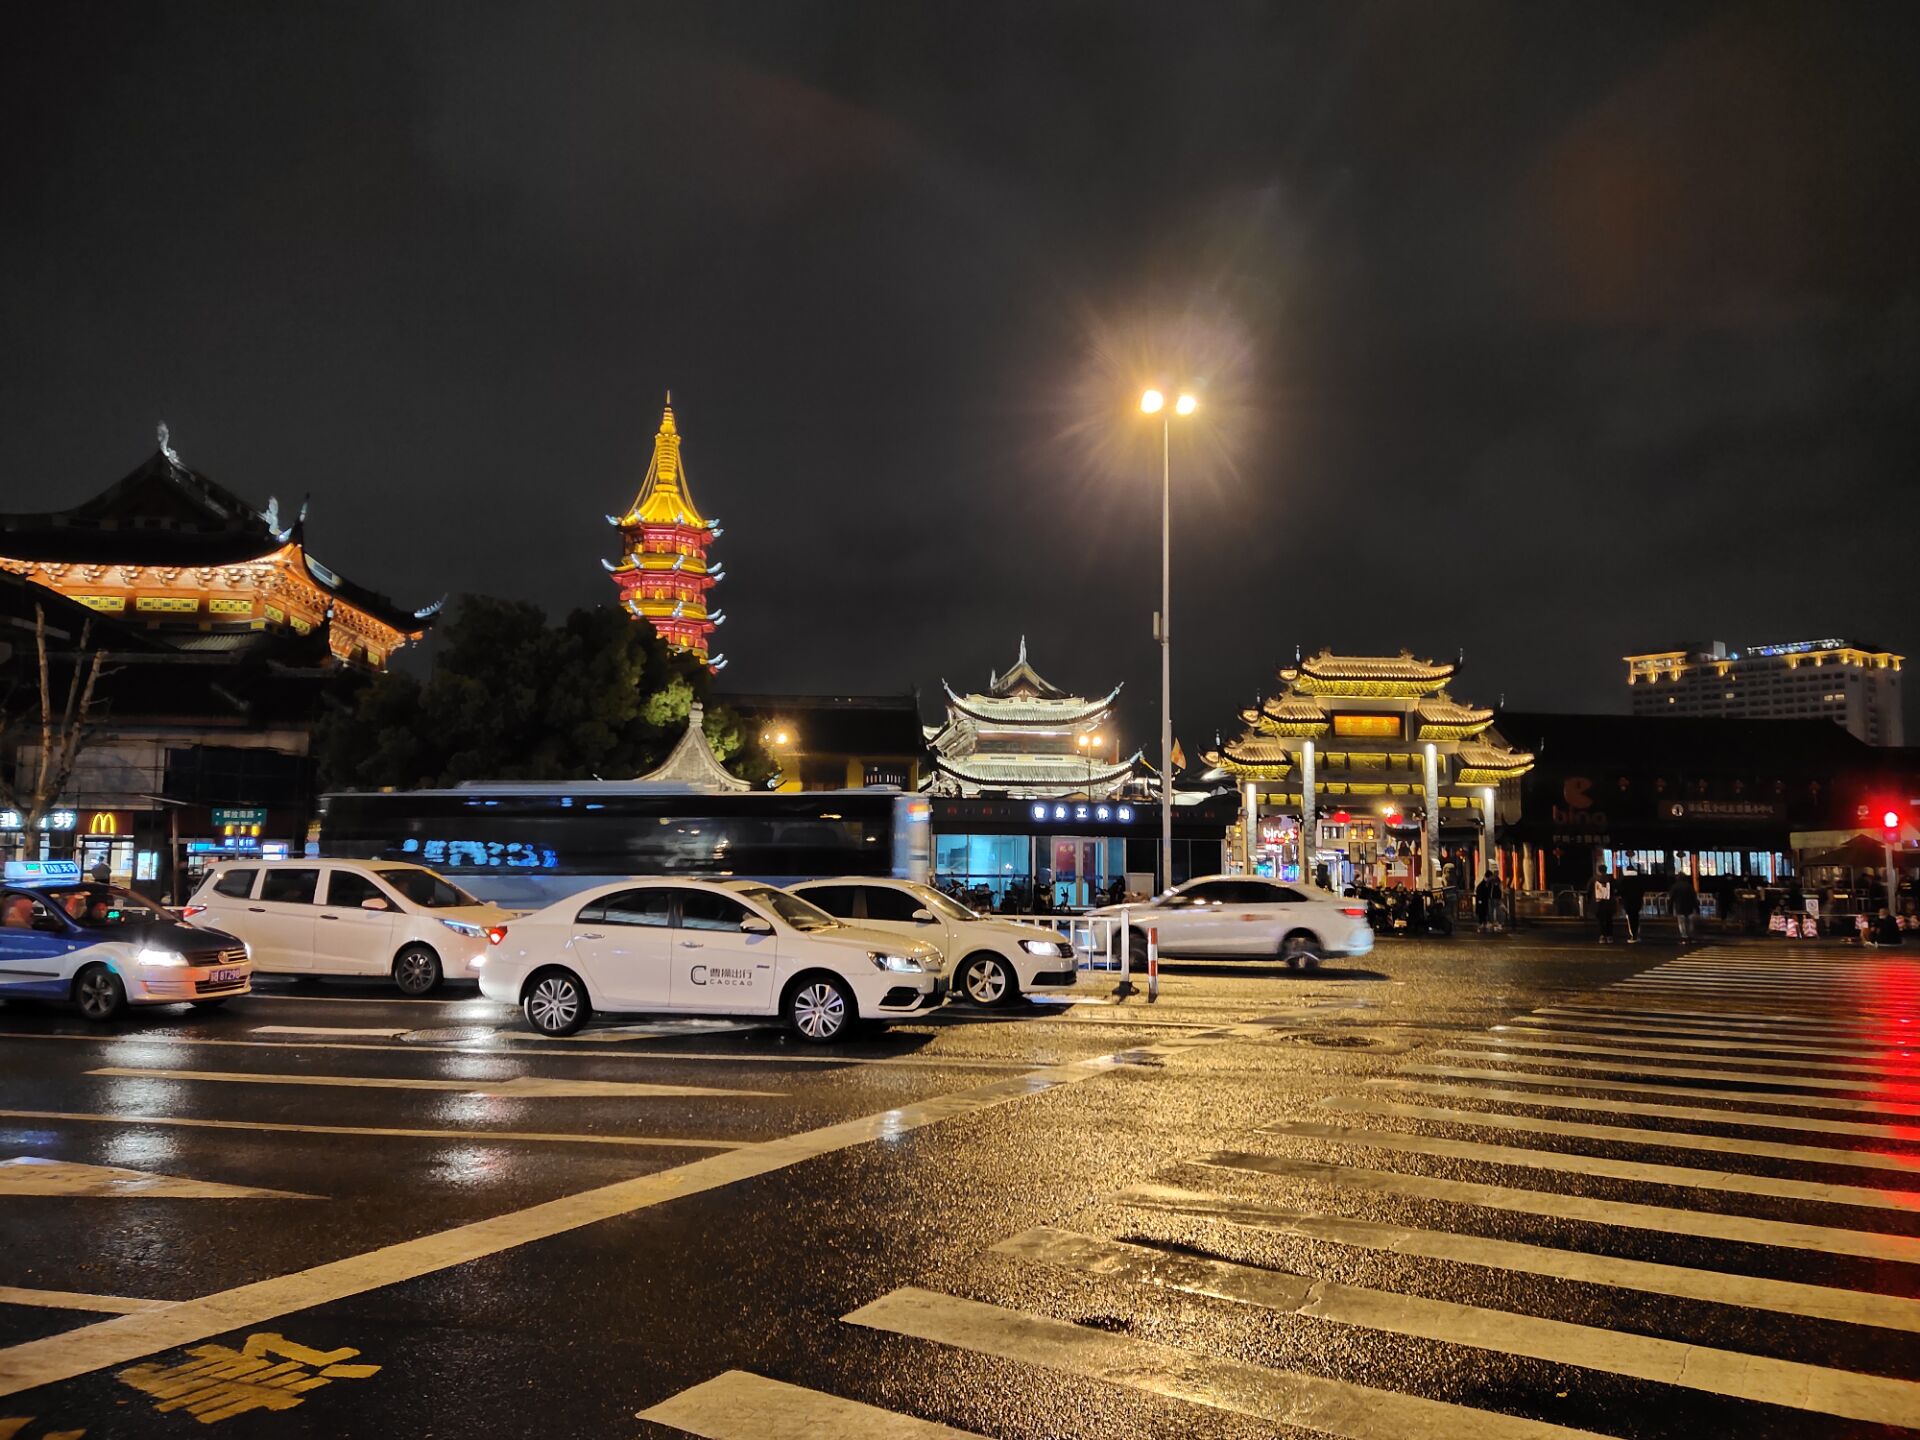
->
(1415, 721), (1495, 741)
(1292, 677), (1448, 698)
(942, 682), (1120, 728)
(1251, 719), (1330, 738)
(1205, 754), (1293, 780)
(934, 753), (1139, 785)
(1458, 763), (1535, 785)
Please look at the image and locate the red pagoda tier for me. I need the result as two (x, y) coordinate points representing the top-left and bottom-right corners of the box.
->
(604, 396), (725, 667)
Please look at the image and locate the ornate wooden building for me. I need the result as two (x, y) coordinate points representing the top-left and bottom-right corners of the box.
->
(605, 397), (725, 665)
(0, 427), (435, 667)
(1204, 650), (1534, 887)
(924, 639), (1139, 799)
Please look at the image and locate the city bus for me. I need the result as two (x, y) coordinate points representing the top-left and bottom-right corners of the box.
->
(316, 783), (931, 906)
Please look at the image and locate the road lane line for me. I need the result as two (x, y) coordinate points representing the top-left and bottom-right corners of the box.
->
(1547, 1004), (1906, 1029)
(638, 1370), (986, 1438)
(1258, 1122), (1920, 1213)
(0, 1018), (1282, 1397)
(1455, 1038), (1915, 1078)
(0, 1287), (171, 1316)
(1114, 1182), (1920, 1332)
(1431, 1048), (1920, 1098)
(843, 1286), (1610, 1440)
(1391, 1065), (1920, 1120)
(85, 1066), (780, 1100)
(1504, 1021), (1913, 1060)
(1194, 1153), (1920, 1262)
(0, 1157), (310, 1200)
(994, 1227), (1920, 1428)
(1316, 1095), (1920, 1176)
(249, 1026), (409, 1039)
(0, 1108), (740, 1150)
(1362, 1077), (1920, 1140)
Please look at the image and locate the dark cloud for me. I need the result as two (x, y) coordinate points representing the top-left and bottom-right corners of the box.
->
(3, 0), (1916, 748)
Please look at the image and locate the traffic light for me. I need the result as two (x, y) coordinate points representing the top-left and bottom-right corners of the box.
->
(1883, 808), (1903, 836)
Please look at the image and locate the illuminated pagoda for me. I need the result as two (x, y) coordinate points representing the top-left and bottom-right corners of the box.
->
(605, 395), (725, 667)
(0, 426), (434, 668)
(1204, 649), (1533, 887)
(924, 639), (1140, 799)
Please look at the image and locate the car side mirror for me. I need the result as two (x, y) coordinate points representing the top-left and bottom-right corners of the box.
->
(360, 897), (391, 911)
(911, 908), (936, 923)
(740, 916), (774, 935)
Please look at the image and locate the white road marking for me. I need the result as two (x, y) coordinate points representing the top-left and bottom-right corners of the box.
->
(1548, 1003), (1908, 1030)
(995, 1227), (1920, 1428)
(1318, 1094), (1920, 1177)
(86, 1066), (780, 1100)
(1363, 1076), (1920, 1140)
(638, 1370), (986, 1438)
(0, 1286), (172, 1316)
(1454, 1039), (1913, 1080)
(1196, 1152), (1920, 1262)
(1504, 1020), (1912, 1060)
(1259, 1121), (1920, 1213)
(241, 989), (489, 1005)
(0, 1018), (1284, 1397)
(1431, 1048), (1920, 1098)
(0, 1108), (740, 1150)
(1392, 1064), (1920, 1120)
(1116, 1182), (1920, 1332)
(250, 1025), (409, 1039)
(0, 1157), (309, 1200)
(843, 1286), (1611, 1440)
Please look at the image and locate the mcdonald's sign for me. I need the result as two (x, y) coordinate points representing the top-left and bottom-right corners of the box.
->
(84, 811), (129, 836)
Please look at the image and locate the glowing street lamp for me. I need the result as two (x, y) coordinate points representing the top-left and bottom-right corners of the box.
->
(1142, 388), (1198, 891)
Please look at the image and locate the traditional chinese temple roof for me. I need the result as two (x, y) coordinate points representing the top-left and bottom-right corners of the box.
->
(614, 398), (708, 530)
(634, 702), (750, 791)
(1202, 732), (1294, 777)
(1284, 649), (1457, 697)
(1239, 692), (1332, 736)
(930, 751), (1141, 793)
(1411, 693), (1495, 738)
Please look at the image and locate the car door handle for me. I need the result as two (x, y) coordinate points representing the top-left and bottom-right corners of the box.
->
(578, 932), (604, 941)
(248, 907), (265, 913)
(679, 940), (703, 949)
(319, 914), (339, 921)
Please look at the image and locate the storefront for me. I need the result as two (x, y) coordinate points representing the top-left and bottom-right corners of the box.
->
(931, 795), (1235, 910)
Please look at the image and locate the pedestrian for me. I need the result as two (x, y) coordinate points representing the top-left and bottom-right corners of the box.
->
(1669, 870), (1699, 944)
(1474, 869), (1502, 934)
(89, 860), (111, 884)
(1592, 867), (1615, 943)
(1619, 866), (1646, 944)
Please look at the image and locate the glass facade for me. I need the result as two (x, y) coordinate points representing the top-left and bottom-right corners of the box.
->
(1604, 848), (1792, 881)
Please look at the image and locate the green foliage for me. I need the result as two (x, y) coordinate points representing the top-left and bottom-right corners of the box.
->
(315, 596), (769, 790)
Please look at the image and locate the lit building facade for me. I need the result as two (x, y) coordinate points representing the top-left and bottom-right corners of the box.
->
(1205, 650), (1534, 889)
(1624, 639), (1903, 746)
(605, 397), (725, 665)
(924, 640), (1139, 799)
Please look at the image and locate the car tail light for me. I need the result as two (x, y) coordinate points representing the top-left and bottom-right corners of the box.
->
(1340, 906), (1367, 918)
(181, 904), (207, 918)
(487, 925), (509, 946)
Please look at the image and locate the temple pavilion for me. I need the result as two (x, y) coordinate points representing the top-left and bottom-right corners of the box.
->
(605, 396), (726, 666)
(1204, 650), (1534, 888)
(924, 640), (1140, 799)
(0, 427), (434, 668)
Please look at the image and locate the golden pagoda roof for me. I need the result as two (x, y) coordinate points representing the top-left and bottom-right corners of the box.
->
(1285, 649), (1456, 697)
(617, 397), (709, 531)
(1204, 731), (1294, 778)
(1455, 739), (1536, 781)
(1242, 692), (1331, 736)
(1412, 692), (1495, 739)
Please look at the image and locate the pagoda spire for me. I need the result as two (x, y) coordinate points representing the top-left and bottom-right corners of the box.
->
(603, 390), (722, 663)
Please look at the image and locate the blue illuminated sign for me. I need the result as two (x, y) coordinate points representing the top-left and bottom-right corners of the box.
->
(1028, 802), (1136, 825)
(399, 837), (558, 869)
(3, 859), (82, 884)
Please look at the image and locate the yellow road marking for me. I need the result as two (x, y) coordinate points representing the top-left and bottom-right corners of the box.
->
(0, 1288), (170, 1316)
(0, 1109), (741, 1151)
(0, 1158), (308, 1201)
(86, 1067), (779, 1100)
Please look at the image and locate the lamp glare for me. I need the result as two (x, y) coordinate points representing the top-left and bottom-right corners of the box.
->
(1174, 393), (1198, 416)
(1140, 389), (1165, 414)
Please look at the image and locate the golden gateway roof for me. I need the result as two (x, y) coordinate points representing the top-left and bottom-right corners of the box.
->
(1285, 648), (1457, 696)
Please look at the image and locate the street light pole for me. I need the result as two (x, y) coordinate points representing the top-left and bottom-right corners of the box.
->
(1141, 388), (1195, 893)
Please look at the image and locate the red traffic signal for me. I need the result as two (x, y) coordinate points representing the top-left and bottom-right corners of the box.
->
(1883, 808), (1903, 832)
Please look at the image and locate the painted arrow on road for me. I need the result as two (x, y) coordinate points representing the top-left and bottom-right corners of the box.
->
(0, 1157), (309, 1200)
(87, 1067), (780, 1099)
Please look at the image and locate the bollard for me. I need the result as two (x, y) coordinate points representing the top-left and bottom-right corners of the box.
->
(1114, 905), (1135, 996)
(1147, 925), (1159, 1001)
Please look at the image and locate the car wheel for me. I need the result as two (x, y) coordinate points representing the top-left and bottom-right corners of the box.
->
(1128, 927), (1152, 963)
(1281, 931), (1321, 971)
(189, 998), (231, 1011)
(523, 969), (589, 1036)
(75, 965), (126, 1022)
(959, 953), (1017, 1007)
(784, 974), (856, 1043)
(392, 944), (443, 996)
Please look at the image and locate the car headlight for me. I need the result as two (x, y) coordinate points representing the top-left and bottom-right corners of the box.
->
(440, 919), (485, 938)
(133, 947), (186, 967)
(869, 951), (924, 973)
(1021, 938), (1068, 957)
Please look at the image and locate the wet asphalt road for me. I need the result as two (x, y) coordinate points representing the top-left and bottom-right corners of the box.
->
(1, 935), (1917, 1439)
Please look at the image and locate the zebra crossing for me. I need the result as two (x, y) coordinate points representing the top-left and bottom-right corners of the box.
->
(640, 942), (1920, 1438)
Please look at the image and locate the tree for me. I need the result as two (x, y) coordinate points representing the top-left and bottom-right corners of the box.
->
(0, 604), (108, 849)
(315, 595), (768, 789)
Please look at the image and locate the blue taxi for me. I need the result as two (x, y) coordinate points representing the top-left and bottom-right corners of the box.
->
(0, 860), (252, 1021)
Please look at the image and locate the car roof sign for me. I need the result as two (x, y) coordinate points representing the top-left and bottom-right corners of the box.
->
(4, 859), (83, 885)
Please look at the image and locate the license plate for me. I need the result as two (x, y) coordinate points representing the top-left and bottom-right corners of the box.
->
(208, 968), (243, 985)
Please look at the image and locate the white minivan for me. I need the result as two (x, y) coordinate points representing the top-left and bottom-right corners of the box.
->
(186, 860), (512, 994)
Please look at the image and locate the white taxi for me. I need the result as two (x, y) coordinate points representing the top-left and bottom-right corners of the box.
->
(1086, 874), (1374, 968)
(787, 877), (1077, 1007)
(477, 877), (944, 1041)
(0, 860), (252, 1020)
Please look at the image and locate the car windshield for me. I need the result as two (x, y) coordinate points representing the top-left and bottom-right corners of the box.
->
(41, 885), (170, 928)
(737, 885), (838, 931)
(914, 886), (980, 922)
(374, 868), (479, 908)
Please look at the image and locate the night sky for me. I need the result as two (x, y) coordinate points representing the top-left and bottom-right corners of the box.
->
(6, 2), (1917, 750)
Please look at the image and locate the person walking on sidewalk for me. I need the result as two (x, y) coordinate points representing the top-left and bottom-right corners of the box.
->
(1592, 867), (1616, 943)
(1620, 866), (1647, 944)
(1474, 869), (1502, 934)
(1669, 870), (1700, 944)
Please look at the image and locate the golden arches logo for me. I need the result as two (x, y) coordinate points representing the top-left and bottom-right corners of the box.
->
(86, 811), (122, 835)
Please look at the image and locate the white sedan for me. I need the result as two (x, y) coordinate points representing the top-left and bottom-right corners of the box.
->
(1085, 874), (1374, 968)
(477, 877), (944, 1041)
(787, 877), (1078, 1007)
